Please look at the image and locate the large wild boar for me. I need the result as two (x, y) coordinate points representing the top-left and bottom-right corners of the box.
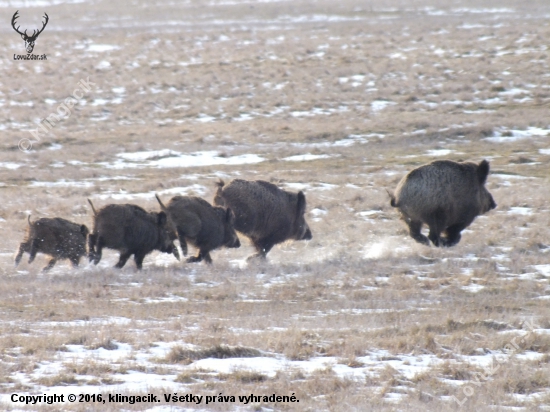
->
(155, 194), (240, 264)
(388, 159), (497, 247)
(87, 199), (180, 269)
(213, 179), (312, 259)
(14, 216), (89, 272)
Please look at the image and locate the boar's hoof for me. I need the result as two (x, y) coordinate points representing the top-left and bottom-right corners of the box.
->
(187, 255), (203, 263)
(411, 234), (430, 246)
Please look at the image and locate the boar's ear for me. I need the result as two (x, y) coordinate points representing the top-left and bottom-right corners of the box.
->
(80, 225), (89, 236)
(157, 211), (167, 227)
(225, 208), (235, 224)
(477, 160), (490, 184)
(297, 191), (307, 215)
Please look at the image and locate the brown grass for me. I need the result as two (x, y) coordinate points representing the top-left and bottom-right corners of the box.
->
(1, 0), (550, 410)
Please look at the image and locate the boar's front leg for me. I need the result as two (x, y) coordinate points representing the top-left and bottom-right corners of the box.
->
(42, 257), (57, 272)
(115, 250), (132, 269)
(14, 241), (29, 267)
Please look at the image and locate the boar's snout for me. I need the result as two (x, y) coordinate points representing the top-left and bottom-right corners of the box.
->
(482, 190), (497, 213)
(489, 195), (497, 211)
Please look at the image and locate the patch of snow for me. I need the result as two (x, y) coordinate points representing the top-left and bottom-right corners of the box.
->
(371, 100), (396, 112)
(0, 162), (22, 169)
(105, 151), (265, 169)
(508, 207), (533, 216)
(426, 149), (453, 156)
(94, 184), (208, 200)
(282, 154), (331, 162)
(533, 265), (550, 277)
(87, 44), (120, 52)
(484, 127), (549, 143)
(461, 284), (485, 293)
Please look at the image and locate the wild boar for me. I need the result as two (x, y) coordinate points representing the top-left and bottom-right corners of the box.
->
(87, 199), (179, 269)
(14, 215), (89, 272)
(155, 194), (240, 264)
(388, 159), (497, 247)
(213, 179), (312, 259)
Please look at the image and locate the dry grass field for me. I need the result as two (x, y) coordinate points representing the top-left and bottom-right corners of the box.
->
(1, 0), (550, 410)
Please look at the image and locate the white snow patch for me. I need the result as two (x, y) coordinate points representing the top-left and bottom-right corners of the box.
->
(461, 283), (485, 293)
(508, 207), (533, 216)
(94, 185), (207, 200)
(282, 154), (331, 162)
(533, 265), (550, 277)
(106, 150), (265, 169)
(484, 127), (549, 143)
(0, 162), (22, 170)
(96, 60), (111, 70)
(310, 208), (327, 217)
(87, 44), (120, 52)
(30, 180), (95, 188)
(426, 149), (453, 156)
(371, 100), (396, 112)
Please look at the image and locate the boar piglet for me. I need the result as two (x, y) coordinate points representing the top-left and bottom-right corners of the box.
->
(15, 216), (89, 272)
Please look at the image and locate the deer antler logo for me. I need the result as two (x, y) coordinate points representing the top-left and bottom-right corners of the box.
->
(11, 10), (49, 54)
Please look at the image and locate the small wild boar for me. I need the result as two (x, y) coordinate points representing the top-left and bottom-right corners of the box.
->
(14, 216), (89, 272)
(213, 179), (312, 259)
(155, 194), (240, 264)
(388, 159), (497, 247)
(87, 199), (180, 269)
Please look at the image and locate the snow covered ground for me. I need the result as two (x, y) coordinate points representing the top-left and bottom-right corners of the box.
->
(1, 0), (550, 410)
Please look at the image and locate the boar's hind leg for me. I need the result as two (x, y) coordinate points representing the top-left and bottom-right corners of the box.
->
(187, 250), (213, 264)
(177, 230), (188, 256)
(69, 256), (81, 268)
(14, 242), (29, 267)
(427, 225), (444, 247)
(28, 239), (40, 264)
(115, 251), (132, 269)
(88, 233), (97, 262)
(187, 254), (202, 263)
(426, 210), (446, 247)
(133, 252), (147, 270)
(407, 220), (429, 245)
(442, 224), (463, 247)
(42, 258), (57, 272)
(246, 240), (274, 261)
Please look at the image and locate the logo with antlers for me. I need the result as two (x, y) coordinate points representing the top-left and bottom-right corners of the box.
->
(11, 10), (49, 54)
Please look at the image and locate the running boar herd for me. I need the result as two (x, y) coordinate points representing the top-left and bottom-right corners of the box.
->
(14, 159), (496, 271)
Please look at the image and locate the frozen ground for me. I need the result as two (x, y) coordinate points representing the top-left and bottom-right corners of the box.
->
(1, 0), (550, 411)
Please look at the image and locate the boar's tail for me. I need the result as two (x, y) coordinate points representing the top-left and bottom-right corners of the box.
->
(87, 198), (98, 216)
(155, 193), (168, 213)
(386, 189), (398, 207)
(27, 214), (32, 226)
(215, 179), (225, 189)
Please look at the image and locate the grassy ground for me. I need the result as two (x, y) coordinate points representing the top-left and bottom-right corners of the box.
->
(1, 0), (550, 410)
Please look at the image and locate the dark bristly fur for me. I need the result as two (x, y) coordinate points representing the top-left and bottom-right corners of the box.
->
(14, 216), (89, 272)
(87, 199), (180, 269)
(156, 194), (240, 264)
(389, 159), (497, 247)
(213, 179), (312, 259)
